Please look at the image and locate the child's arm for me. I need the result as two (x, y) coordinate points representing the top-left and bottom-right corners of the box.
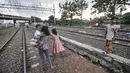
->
(37, 42), (44, 48)
(47, 36), (50, 41)
(50, 33), (54, 40)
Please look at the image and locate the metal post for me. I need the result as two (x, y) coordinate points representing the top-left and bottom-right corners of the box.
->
(34, 17), (36, 24)
(53, 4), (56, 25)
(13, 19), (16, 24)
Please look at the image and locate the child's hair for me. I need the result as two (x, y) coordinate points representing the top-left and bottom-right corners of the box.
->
(51, 28), (57, 35)
(41, 26), (50, 36)
(35, 24), (41, 29)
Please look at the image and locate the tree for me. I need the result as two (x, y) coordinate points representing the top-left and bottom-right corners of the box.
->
(48, 15), (54, 23)
(48, 15), (56, 25)
(31, 16), (43, 22)
(59, 1), (77, 20)
(61, 11), (68, 20)
(91, 0), (130, 19)
(121, 12), (130, 24)
(43, 20), (48, 23)
(59, 0), (88, 20)
(74, 0), (88, 19)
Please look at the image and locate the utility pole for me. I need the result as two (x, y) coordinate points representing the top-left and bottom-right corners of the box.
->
(34, 17), (36, 24)
(81, 2), (83, 20)
(53, 4), (56, 25)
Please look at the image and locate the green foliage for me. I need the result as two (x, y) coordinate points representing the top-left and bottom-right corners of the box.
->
(48, 15), (54, 24)
(43, 20), (48, 23)
(91, 0), (129, 18)
(59, 0), (88, 20)
(74, 0), (88, 19)
(91, 16), (107, 24)
(59, 1), (76, 19)
(120, 12), (130, 24)
(31, 16), (43, 22)
(61, 11), (68, 20)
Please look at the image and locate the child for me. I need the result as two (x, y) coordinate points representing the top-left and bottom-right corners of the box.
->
(34, 24), (54, 71)
(51, 28), (65, 57)
(105, 18), (117, 54)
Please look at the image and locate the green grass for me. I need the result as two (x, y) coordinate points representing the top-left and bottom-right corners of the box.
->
(0, 27), (17, 43)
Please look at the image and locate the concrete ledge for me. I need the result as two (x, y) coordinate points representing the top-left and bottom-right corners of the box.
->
(60, 36), (130, 73)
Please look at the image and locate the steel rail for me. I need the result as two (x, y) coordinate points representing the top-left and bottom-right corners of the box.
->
(22, 26), (27, 73)
(56, 28), (130, 47)
(0, 27), (20, 52)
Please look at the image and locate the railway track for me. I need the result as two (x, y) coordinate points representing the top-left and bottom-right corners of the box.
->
(22, 26), (27, 73)
(53, 27), (130, 47)
(0, 26), (23, 73)
(70, 26), (130, 32)
(22, 26), (43, 73)
(64, 30), (129, 47)
(0, 27), (20, 52)
(55, 26), (130, 41)
(0, 26), (29, 73)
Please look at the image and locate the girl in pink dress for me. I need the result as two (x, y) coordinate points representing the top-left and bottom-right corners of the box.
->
(51, 28), (65, 56)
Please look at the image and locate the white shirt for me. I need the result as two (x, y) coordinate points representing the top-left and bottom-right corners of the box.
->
(34, 30), (41, 39)
(106, 24), (117, 40)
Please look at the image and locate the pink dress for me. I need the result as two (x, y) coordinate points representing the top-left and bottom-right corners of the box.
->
(51, 33), (65, 54)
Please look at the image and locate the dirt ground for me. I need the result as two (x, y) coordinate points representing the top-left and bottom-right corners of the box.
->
(48, 48), (107, 73)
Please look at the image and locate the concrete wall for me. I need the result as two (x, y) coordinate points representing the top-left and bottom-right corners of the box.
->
(60, 36), (130, 73)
